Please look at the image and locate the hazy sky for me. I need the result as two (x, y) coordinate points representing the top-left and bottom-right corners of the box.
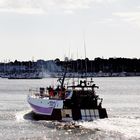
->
(0, 0), (140, 61)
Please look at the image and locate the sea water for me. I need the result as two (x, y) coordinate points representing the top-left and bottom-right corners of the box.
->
(0, 77), (140, 140)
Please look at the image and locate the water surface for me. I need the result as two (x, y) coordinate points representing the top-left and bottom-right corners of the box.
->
(0, 77), (140, 140)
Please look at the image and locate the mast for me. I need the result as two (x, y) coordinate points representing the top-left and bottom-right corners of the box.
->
(77, 48), (79, 83)
(83, 33), (88, 79)
(61, 58), (68, 88)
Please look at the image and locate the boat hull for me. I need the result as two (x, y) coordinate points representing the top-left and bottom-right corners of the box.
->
(32, 109), (62, 120)
(27, 95), (108, 121)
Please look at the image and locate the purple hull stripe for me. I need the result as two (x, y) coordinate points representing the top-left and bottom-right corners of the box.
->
(29, 102), (53, 115)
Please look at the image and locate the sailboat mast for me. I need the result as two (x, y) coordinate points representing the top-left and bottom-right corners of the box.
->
(84, 33), (88, 79)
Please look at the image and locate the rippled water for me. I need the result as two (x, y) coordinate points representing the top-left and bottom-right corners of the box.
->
(0, 77), (140, 140)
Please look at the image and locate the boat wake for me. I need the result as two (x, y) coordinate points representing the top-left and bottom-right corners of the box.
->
(15, 110), (33, 122)
(16, 110), (93, 132)
(79, 117), (140, 140)
(16, 110), (140, 139)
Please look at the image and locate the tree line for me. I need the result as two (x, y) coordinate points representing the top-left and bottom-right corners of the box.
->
(55, 57), (140, 73)
(0, 57), (140, 73)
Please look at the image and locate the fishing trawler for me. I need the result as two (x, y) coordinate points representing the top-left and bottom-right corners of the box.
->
(27, 69), (108, 121)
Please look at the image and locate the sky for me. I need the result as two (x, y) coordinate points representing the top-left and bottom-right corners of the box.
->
(0, 0), (140, 61)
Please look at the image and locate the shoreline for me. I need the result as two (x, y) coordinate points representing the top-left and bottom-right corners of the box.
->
(0, 72), (140, 79)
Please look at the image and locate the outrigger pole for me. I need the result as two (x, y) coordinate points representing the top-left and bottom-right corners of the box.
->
(61, 68), (67, 88)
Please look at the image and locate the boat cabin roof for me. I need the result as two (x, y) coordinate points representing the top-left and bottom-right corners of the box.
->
(67, 80), (99, 91)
